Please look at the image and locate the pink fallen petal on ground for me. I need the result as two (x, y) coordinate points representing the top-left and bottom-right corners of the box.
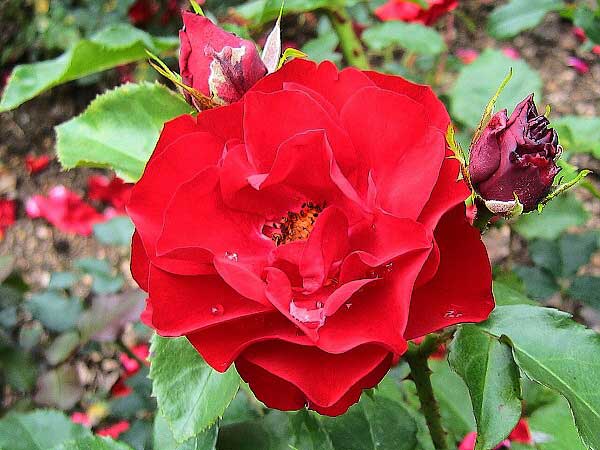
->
(568, 56), (590, 74)
(71, 412), (92, 427)
(456, 48), (479, 64)
(26, 186), (105, 236)
(501, 46), (520, 60)
(593, 45), (600, 56)
(573, 27), (587, 43)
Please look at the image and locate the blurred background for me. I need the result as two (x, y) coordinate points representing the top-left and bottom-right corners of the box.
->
(0, 0), (599, 448)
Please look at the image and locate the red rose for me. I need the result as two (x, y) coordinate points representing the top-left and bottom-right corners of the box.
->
(88, 175), (132, 213)
(375, 0), (458, 25)
(128, 59), (494, 415)
(459, 418), (533, 449)
(179, 12), (268, 106)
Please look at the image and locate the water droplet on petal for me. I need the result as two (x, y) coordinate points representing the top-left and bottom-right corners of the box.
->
(289, 300), (325, 329)
(224, 251), (238, 262)
(211, 304), (224, 316)
(444, 309), (463, 319)
(345, 302), (352, 310)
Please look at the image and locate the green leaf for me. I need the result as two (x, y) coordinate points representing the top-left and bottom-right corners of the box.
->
(513, 266), (559, 301)
(476, 305), (600, 450)
(48, 272), (79, 290)
(236, 0), (344, 25)
(301, 33), (342, 65)
(559, 232), (599, 278)
(528, 239), (561, 277)
(512, 194), (588, 241)
(0, 24), (177, 112)
(574, 6), (600, 45)
(362, 22), (446, 55)
(153, 414), (217, 450)
(75, 258), (113, 276)
(45, 331), (80, 365)
(149, 335), (240, 442)
(27, 292), (83, 332)
(567, 276), (600, 309)
(34, 364), (84, 410)
(448, 326), (522, 450)
(0, 410), (91, 450)
(218, 411), (290, 450)
(528, 396), (588, 450)
(493, 282), (537, 306)
(0, 346), (38, 392)
(553, 115), (600, 157)
(93, 216), (135, 247)
(91, 274), (125, 295)
(56, 82), (192, 182)
(52, 436), (134, 450)
(450, 49), (542, 129)
(487, 0), (564, 39)
(429, 360), (476, 442)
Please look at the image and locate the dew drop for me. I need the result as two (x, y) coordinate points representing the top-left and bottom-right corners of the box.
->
(444, 309), (463, 319)
(224, 251), (238, 262)
(211, 304), (224, 316)
(289, 300), (325, 329)
(345, 302), (352, 310)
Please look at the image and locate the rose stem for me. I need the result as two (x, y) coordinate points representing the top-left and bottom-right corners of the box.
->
(325, 8), (370, 70)
(472, 198), (494, 233)
(405, 334), (450, 450)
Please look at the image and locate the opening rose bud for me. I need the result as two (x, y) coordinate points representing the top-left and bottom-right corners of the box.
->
(468, 94), (562, 213)
(179, 11), (268, 106)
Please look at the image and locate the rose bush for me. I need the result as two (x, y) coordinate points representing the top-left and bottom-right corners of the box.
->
(127, 58), (494, 415)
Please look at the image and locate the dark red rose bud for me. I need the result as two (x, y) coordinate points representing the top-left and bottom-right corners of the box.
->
(469, 94), (562, 213)
(179, 12), (267, 106)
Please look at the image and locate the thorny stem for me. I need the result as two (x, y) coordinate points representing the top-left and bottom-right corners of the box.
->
(326, 8), (370, 70)
(405, 334), (450, 450)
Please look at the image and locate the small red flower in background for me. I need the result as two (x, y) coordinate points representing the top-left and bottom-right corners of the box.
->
(88, 175), (132, 213)
(71, 412), (92, 427)
(111, 344), (149, 398)
(128, 0), (159, 25)
(96, 421), (130, 439)
(501, 47), (520, 60)
(573, 27), (587, 43)
(0, 198), (16, 240)
(459, 418), (533, 449)
(375, 0), (458, 25)
(25, 153), (51, 175)
(456, 48), (479, 64)
(26, 186), (105, 236)
(128, 58), (494, 416)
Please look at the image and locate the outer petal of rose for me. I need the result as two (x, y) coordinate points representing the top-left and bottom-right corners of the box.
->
(195, 101), (244, 143)
(127, 131), (225, 262)
(186, 312), (310, 372)
(243, 89), (356, 173)
(146, 266), (272, 336)
(364, 70), (450, 133)
(340, 87), (444, 218)
(251, 59), (375, 113)
(236, 341), (391, 411)
(131, 230), (150, 291)
(223, 130), (364, 219)
(156, 171), (273, 275)
(300, 206), (350, 293)
(148, 115), (202, 164)
(404, 205), (494, 340)
(418, 150), (471, 230)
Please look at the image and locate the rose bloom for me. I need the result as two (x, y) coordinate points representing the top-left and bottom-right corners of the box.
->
(128, 59), (494, 415)
(375, 0), (458, 25)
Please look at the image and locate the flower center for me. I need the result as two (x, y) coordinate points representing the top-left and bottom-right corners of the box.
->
(270, 202), (324, 246)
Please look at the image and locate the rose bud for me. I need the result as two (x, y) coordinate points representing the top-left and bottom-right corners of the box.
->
(468, 94), (562, 213)
(179, 11), (268, 106)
